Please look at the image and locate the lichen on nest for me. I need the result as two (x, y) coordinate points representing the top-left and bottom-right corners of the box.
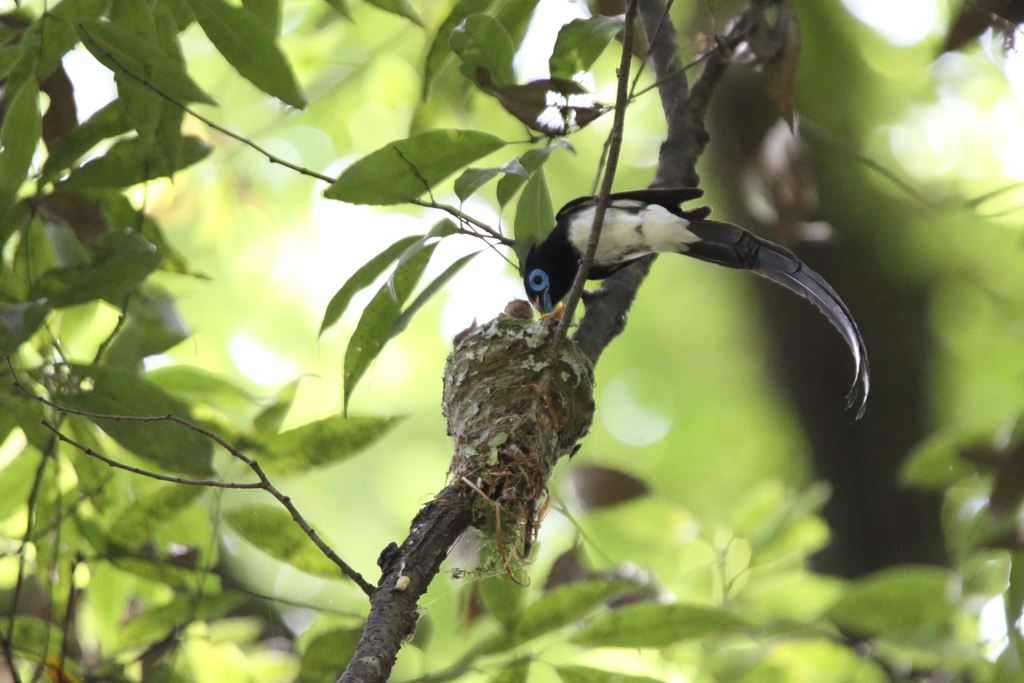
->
(442, 307), (595, 575)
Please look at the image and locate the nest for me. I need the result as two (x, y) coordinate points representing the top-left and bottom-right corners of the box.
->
(442, 309), (595, 580)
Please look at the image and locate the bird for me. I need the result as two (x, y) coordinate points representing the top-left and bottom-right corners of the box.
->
(521, 187), (869, 417)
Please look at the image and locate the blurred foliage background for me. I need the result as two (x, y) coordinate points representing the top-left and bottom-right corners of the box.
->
(3, 0), (1024, 680)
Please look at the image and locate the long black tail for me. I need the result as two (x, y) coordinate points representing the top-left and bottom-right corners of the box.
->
(683, 217), (870, 418)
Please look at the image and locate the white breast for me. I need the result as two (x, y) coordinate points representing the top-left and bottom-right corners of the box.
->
(566, 202), (700, 260)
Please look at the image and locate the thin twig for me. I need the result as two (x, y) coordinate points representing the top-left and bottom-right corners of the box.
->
(553, 0), (640, 343)
(92, 293), (130, 364)
(2, 448), (49, 683)
(42, 422), (263, 489)
(410, 199), (513, 246)
(33, 453), (64, 683)
(57, 555), (80, 683)
(799, 118), (937, 209)
(9, 373), (377, 597)
(77, 26), (336, 185)
(628, 0), (675, 99)
(629, 49), (713, 101)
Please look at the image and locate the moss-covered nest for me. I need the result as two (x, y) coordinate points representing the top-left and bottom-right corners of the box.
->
(442, 310), (595, 570)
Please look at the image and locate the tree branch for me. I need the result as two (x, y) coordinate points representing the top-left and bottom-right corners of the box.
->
(574, 0), (764, 363)
(8, 372), (377, 597)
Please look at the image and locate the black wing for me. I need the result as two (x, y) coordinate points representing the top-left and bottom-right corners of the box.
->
(684, 218), (870, 417)
(555, 187), (705, 222)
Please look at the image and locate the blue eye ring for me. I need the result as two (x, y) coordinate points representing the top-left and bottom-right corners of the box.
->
(528, 269), (549, 291)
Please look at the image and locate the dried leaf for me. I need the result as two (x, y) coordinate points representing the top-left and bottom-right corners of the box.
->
(565, 465), (649, 511)
(483, 73), (609, 137)
(762, 4), (800, 129)
(39, 66), (77, 149)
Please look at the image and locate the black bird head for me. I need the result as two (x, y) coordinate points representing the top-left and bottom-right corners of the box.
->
(523, 224), (578, 313)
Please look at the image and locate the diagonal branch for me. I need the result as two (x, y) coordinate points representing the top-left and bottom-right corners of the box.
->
(8, 370), (377, 597)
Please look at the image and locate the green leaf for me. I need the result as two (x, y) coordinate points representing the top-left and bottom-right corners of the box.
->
(66, 416), (116, 499)
(0, 78), (41, 220)
(146, 365), (256, 410)
(298, 628), (361, 683)
(422, 0), (493, 99)
(494, 0), (539, 48)
(252, 377), (303, 436)
(449, 14), (515, 89)
(119, 591), (244, 650)
(104, 285), (190, 370)
(141, 215), (209, 278)
(515, 580), (636, 643)
(325, 129), (506, 205)
(10, 615), (63, 660)
(827, 565), (955, 641)
(226, 504), (343, 579)
(495, 141), (572, 208)
(41, 100), (133, 182)
(0, 46), (24, 83)
(112, 0), (159, 43)
(571, 602), (745, 647)
(116, 75), (163, 169)
(480, 574), (525, 630)
(549, 16), (625, 80)
(454, 159), (528, 202)
(513, 168), (553, 263)
(388, 250), (478, 338)
(319, 235), (422, 337)
(322, 0), (351, 19)
(557, 667), (663, 683)
(2, 390), (51, 451)
(491, 659), (530, 683)
(77, 19), (215, 105)
(37, 0), (112, 79)
(259, 415), (404, 475)
(30, 229), (161, 308)
(242, 0), (281, 35)
(62, 134), (212, 188)
(343, 244), (435, 411)
(160, 0), (196, 28)
(186, 0), (306, 108)
(1009, 552), (1024, 633)
(110, 552), (218, 588)
(52, 364), (214, 474)
(0, 449), (44, 521)
(902, 432), (978, 491)
(109, 482), (204, 545)
(364, 0), (423, 27)
(0, 300), (50, 354)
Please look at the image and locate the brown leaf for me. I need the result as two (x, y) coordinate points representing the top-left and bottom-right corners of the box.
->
(462, 582), (487, 626)
(543, 547), (588, 590)
(480, 70), (609, 137)
(565, 464), (649, 511)
(40, 66), (78, 149)
(990, 441), (1024, 516)
(763, 4), (800, 129)
(589, 0), (647, 58)
(755, 118), (818, 241)
(943, 0), (1024, 52)
(26, 193), (109, 247)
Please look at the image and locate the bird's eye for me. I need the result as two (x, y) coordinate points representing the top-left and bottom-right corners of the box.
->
(528, 269), (549, 291)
